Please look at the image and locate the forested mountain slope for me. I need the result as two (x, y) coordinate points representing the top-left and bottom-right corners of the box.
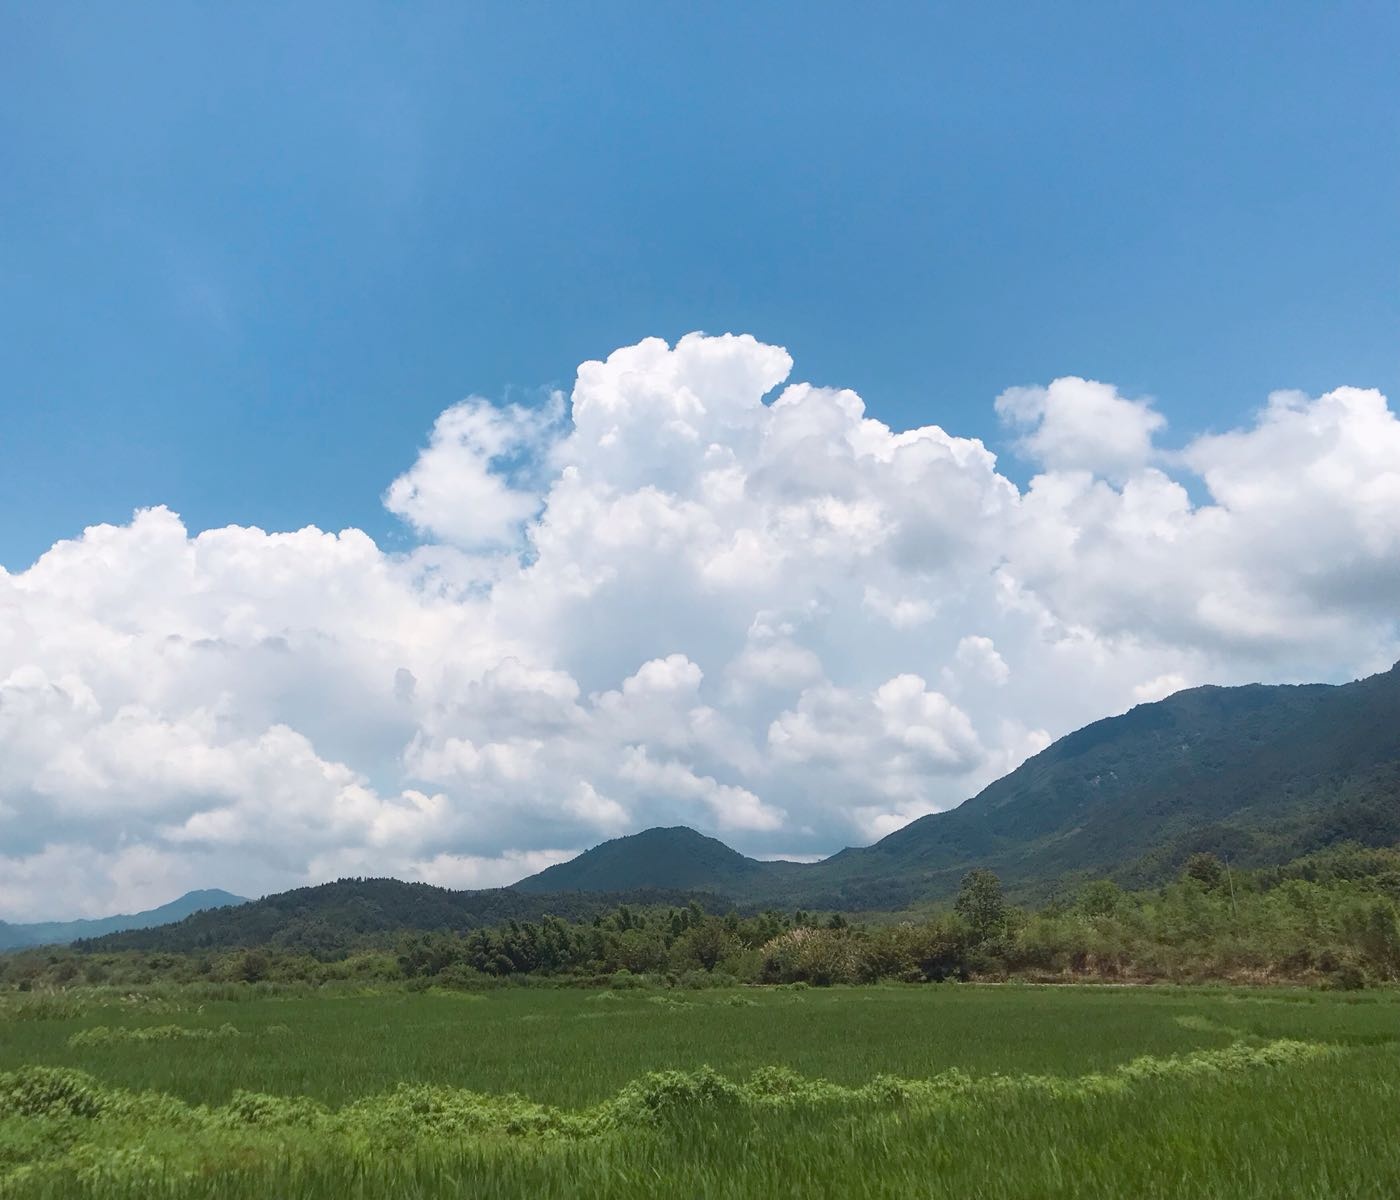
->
(78, 879), (723, 955)
(514, 826), (794, 895)
(520, 663), (1400, 907)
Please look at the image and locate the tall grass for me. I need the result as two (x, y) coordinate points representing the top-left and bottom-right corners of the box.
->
(2, 985), (1398, 1196)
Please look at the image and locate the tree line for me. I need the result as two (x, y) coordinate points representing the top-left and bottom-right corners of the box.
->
(6, 843), (1400, 992)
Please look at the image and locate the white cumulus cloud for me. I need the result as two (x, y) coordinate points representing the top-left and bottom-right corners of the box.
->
(2, 333), (1398, 918)
(383, 394), (563, 547)
(997, 376), (1166, 479)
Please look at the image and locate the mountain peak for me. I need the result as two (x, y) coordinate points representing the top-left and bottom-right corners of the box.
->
(177, 888), (247, 906)
(515, 826), (764, 894)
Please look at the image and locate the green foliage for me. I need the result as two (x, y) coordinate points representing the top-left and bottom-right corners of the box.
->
(0, 1021), (1367, 1198)
(669, 920), (735, 972)
(0, 1067), (108, 1120)
(516, 827), (769, 895)
(1184, 853), (1228, 890)
(15, 840), (1400, 992)
(955, 869), (1008, 941)
(1076, 879), (1125, 917)
(77, 878), (727, 956)
(67, 1025), (242, 1049)
(1351, 899), (1400, 980)
(8, 976), (1400, 1196)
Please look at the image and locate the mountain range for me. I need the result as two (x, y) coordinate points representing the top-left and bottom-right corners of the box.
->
(517, 662), (1400, 907)
(73, 882), (724, 955)
(38, 662), (1400, 952)
(0, 889), (247, 952)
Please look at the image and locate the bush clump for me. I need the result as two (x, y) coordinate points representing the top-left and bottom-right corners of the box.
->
(67, 1024), (242, 1049)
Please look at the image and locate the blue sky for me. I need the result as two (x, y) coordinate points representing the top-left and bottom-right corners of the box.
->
(6, 4), (1400, 915)
(3, 2), (1395, 570)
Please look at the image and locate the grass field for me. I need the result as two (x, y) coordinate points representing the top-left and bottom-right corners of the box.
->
(3, 983), (1398, 1197)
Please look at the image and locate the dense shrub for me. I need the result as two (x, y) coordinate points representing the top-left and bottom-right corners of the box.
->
(759, 929), (862, 986)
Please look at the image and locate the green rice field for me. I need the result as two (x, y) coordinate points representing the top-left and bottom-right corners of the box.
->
(3, 983), (1398, 1197)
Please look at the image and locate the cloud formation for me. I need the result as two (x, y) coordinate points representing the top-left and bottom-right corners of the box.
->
(3, 333), (1398, 918)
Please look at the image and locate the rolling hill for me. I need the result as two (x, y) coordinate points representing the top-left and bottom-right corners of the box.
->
(75, 879), (725, 955)
(0, 889), (247, 951)
(514, 826), (795, 895)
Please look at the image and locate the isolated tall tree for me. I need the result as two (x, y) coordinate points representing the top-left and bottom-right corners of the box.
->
(955, 869), (1007, 941)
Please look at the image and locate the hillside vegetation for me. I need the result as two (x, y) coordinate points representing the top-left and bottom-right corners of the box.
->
(515, 827), (793, 895)
(7, 844), (1400, 993)
(77, 879), (723, 957)
(520, 662), (1400, 908)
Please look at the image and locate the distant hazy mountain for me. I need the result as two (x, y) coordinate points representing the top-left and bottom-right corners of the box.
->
(0, 889), (247, 951)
